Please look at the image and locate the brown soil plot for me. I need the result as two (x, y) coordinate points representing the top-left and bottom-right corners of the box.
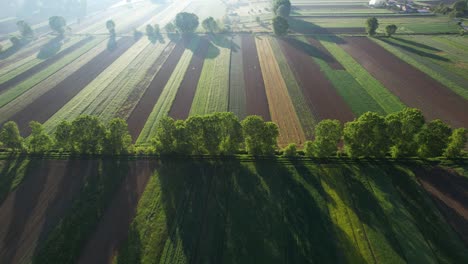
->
(241, 34), (271, 121)
(255, 36), (306, 146)
(307, 37), (344, 70)
(169, 37), (210, 120)
(340, 36), (468, 128)
(127, 41), (186, 141)
(278, 37), (354, 123)
(8, 37), (135, 136)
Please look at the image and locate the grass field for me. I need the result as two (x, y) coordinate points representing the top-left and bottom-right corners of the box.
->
(190, 36), (231, 116)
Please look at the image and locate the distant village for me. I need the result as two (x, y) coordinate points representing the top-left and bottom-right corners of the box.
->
(369, 0), (432, 14)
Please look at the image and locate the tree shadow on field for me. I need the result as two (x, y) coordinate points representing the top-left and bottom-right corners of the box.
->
(283, 36), (341, 63)
(0, 42), (25, 60)
(139, 158), (373, 263)
(392, 37), (442, 52)
(37, 36), (63, 59)
(379, 37), (450, 62)
(388, 163), (468, 263)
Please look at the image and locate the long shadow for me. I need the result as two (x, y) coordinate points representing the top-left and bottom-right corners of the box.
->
(0, 42), (25, 60)
(379, 37), (450, 62)
(37, 36), (64, 59)
(0, 155), (29, 205)
(0, 158), (48, 263)
(389, 163), (468, 263)
(283, 36), (338, 63)
(392, 37), (442, 52)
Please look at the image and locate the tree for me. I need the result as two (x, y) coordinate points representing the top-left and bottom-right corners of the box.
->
(417, 119), (452, 158)
(175, 12), (199, 33)
(453, 0), (467, 12)
(106, 19), (116, 36)
(146, 24), (155, 37)
(276, 4), (291, 17)
(311, 120), (342, 157)
(344, 112), (389, 157)
(282, 143), (297, 157)
(49, 16), (67, 36)
(70, 115), (106, 154)
(10, 36), (21, 47)
(366, 17), (379, 36)
(444, 128), (467, 158)
(152, 116), (176, 154)
(244, 120), (278, 156)
(164, 22), (176, 33)
(0, 121), (23, 150)
(54, 120), (72, 151)
(385, 24), (397, 37)
(385, 108), (425, 157)
(303, 141), (314, 157)
(273, 16), (289, 36)
(27, 121), (53, 153)
(17, 20), (34, 39)
(273, 0), (291, 17)
(103, 118), (132, 154)
(202, 17), (218, 33)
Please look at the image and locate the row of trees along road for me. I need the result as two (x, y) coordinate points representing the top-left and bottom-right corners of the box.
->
(0, 109), (466, 158)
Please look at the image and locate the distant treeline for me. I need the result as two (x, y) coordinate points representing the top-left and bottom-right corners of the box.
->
(0, 108), (466, 158)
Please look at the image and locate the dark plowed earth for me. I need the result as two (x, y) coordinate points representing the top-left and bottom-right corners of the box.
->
(278, 37), (354, 123)
(340, 36), (468, 128)
(241, 34), (271, 120)
(8, 37), (134, 136)
(0, 36), (94, 93)
(0, 160), (95, 264)
(290, 27), (365, 34)
(127, 41), (185, 141)
(78, 160), (156, 264)
(169, 37), (209, 120)
(416, 167), (468, 246)
(307, 37), (344, 70)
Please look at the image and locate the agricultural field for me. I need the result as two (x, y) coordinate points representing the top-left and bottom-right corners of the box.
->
(0, 157), (467, 263)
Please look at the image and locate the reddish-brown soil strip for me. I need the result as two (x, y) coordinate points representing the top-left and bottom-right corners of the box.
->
(169, 37), (210, 120)
(307, 37), (344, 70)
(278, 37), (354, 123)
(340, 36), (468, 128)
(0, 36), (94, 93)
(241, 34), (271, 120)
(415, 167), (468, 245)
(0, 160), (96, 264)
(127, 41), (186, 141)
(290, 26), (365, 35)
(9, 37), (135, 136)
(78, 160), (157, 264)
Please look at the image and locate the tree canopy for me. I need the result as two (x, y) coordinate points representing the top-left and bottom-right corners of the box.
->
(366, 17), (379, 36)
(27, 121), (53, 153)
(444, 128), (467, 158)
(308, 119), (342, 157)
(202, 17), (219, 33)
(175, 12), (199, 33)
(17, 20), (34, 39)
(273, 0), (291, 17)
(385, 24), (397, 37)
(272, 16), (289, 36)
(417, 119), (452, 158)
(0, 121), (24, 150)
(49, 16), (67, 36)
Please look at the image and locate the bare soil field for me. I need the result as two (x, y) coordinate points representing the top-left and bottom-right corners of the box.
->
(169, 37), (210, 120)
(9, 37), (134, 135)
(78, 160), (156, 264)
(416, 167), (468, 246)
(127, 41), (185, 141)
(0, 36), (93, 93)
(278, 37), (354, 123)
(0, 159), (96, 264)
(307, 37), (344, 70)
(241, 34), (270, 121)
(341, 36), (468, 128)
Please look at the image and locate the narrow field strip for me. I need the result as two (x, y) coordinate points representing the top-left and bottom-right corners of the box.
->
(320, 167), (376, 263)
(320, 37), (405, 114)
(126, 41), (185, 141)
(169, 37), (209, 120)
(341, 36), (468, 128)
(43, 38), (149, 131)
(99, 41), (174, 122)
(364, 166), (438, 263)
(228, 35), (247, 119)
(372, 37), (468, 100)
(277, 37), (354, 123)
(269, 37), (316, 139)
(190, 37), (231, 116)
(0, 39), (108, 124)
(0, 37), (92, 87)
(0, 37), (103, 109)
(137, 38), (199, 143)
(241, 34), (271, 121)
(255, 36), (306, 146)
